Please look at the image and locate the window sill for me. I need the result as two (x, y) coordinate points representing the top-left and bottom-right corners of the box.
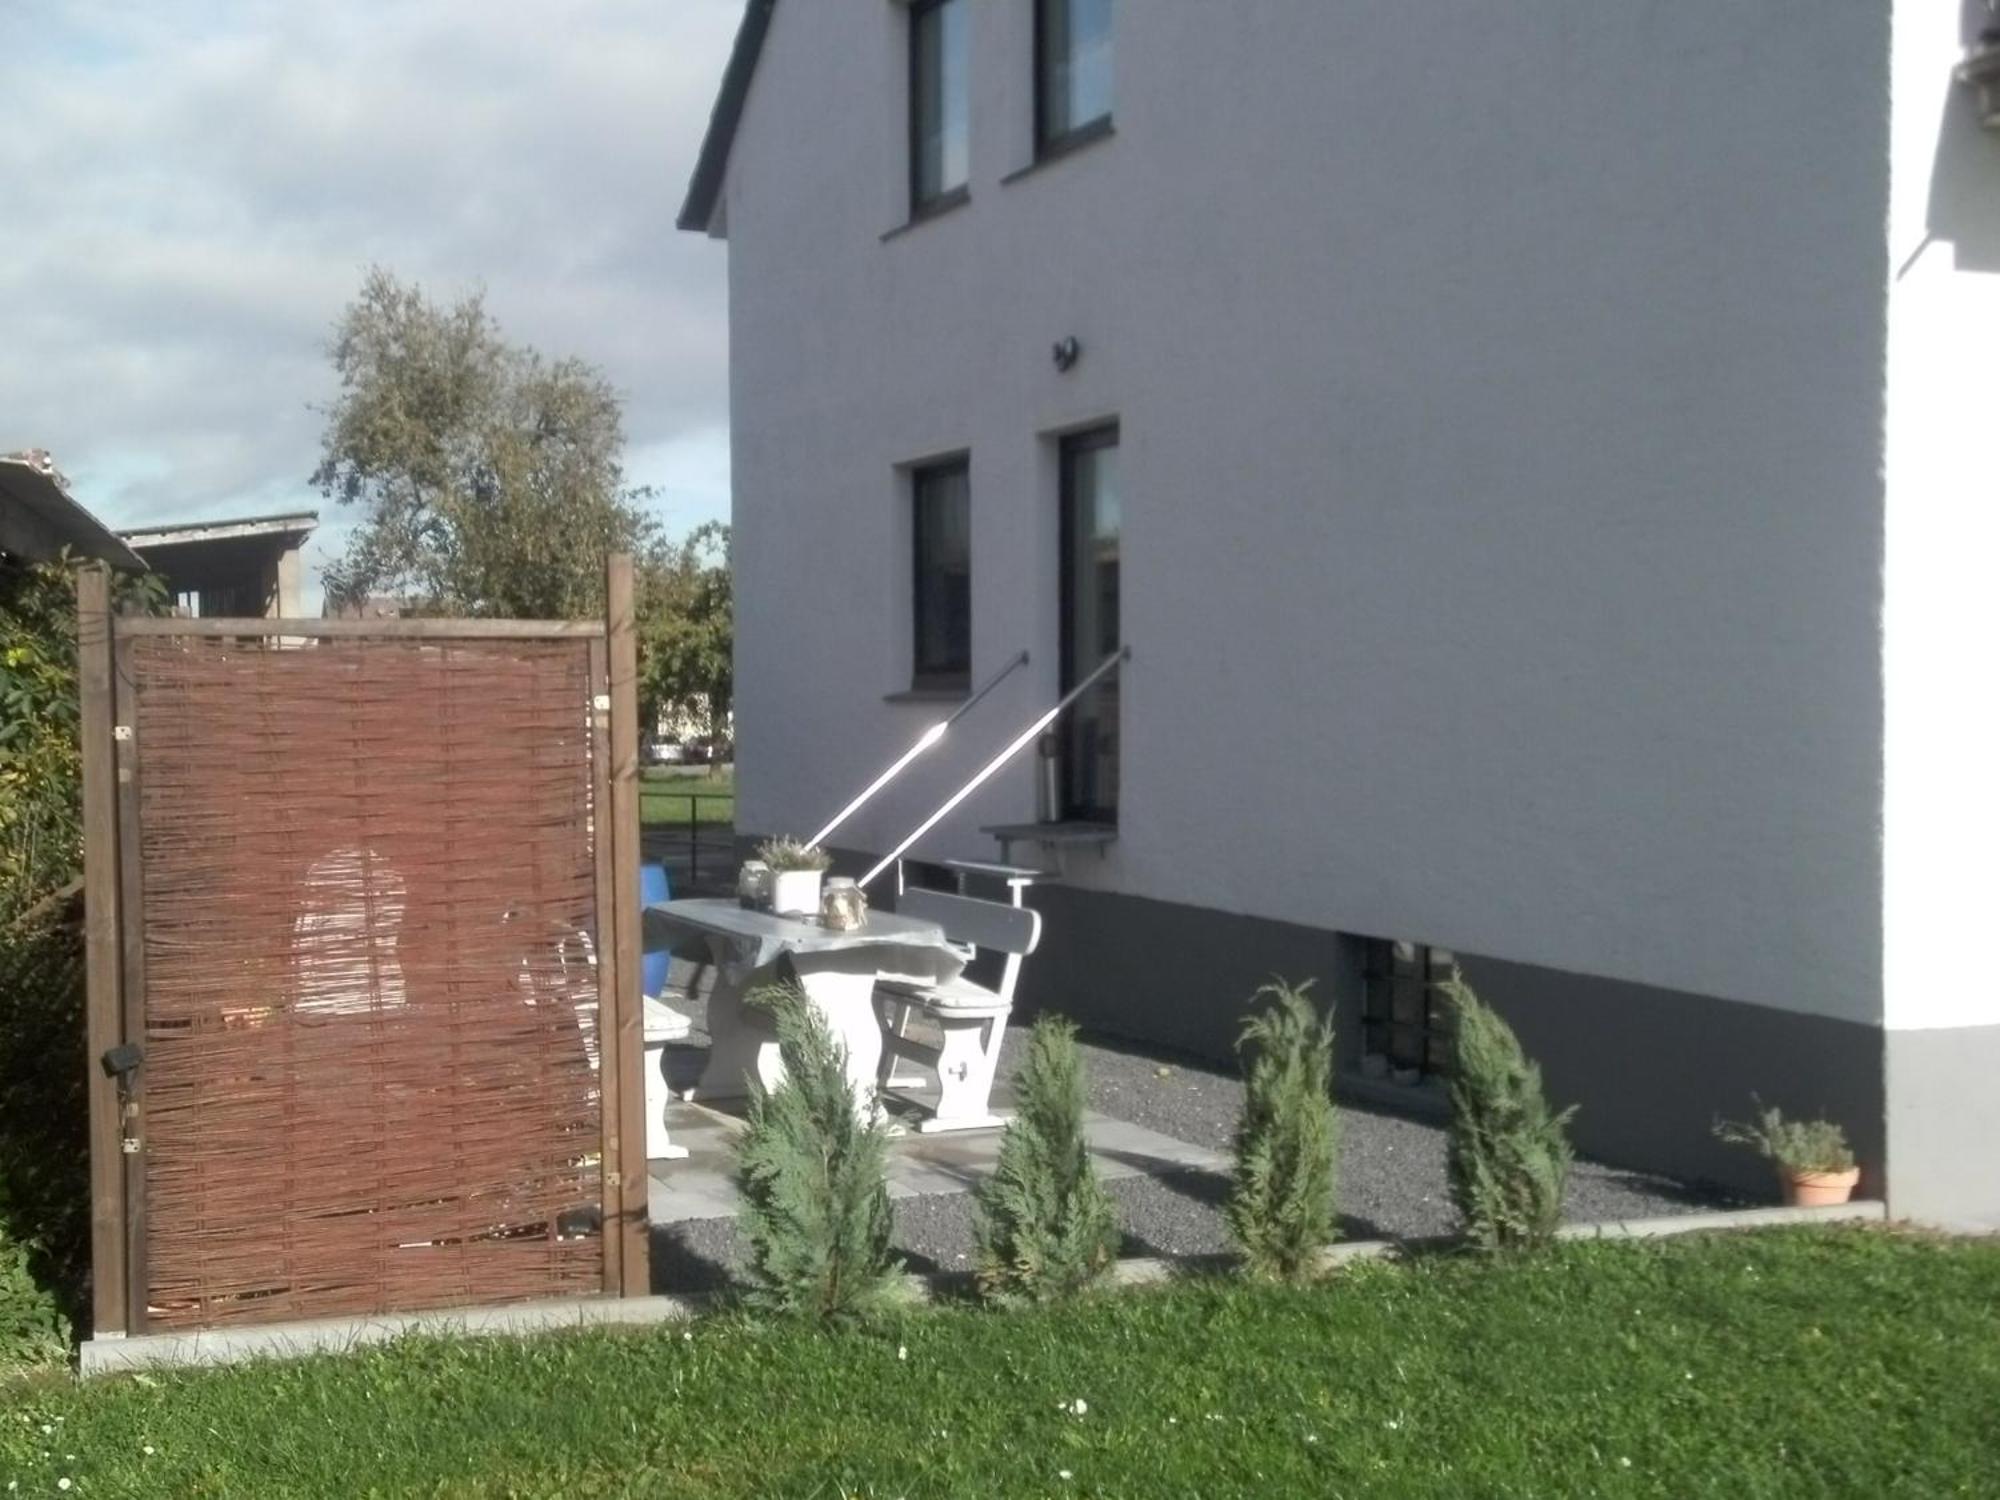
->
(1002, 117), (1115, 186)
(884, 687), (969, 705)
(881, 186), (971, 242)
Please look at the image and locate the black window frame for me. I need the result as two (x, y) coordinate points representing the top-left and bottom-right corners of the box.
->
(1058, 423), (1120, 823)
(908, 0), (972, 220)
(910, 455), (973, 694)
(1034, 0), (1115, 160)
(1360, 939), (1457, 1079)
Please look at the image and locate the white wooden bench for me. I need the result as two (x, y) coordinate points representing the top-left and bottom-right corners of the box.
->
(876, 886), (1042, 1133)
(643, 994), (693, 1161)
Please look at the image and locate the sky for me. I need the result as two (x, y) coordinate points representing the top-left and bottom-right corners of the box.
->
(0, 0), (743, 608)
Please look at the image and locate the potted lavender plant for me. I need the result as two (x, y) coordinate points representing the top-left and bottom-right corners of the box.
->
(758, 837), (832, 918)
(1714, 1101), (1860, 1207)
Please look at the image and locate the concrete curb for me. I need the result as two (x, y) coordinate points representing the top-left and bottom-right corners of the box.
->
(1114, 1200), (1892, 1286)
(80, 1293), (707, 1377)
(78, 1200), (1889, 1377)
(1553, 1199), (1887, 1241)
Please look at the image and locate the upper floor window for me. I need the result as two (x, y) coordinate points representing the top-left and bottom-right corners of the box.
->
(1036, 0), (1113, 155)
(912, 457), (972, 691)
(910, 0), (970, 214)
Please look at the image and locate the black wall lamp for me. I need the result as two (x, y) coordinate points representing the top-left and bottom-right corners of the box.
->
(1052, 335), (1082, 373)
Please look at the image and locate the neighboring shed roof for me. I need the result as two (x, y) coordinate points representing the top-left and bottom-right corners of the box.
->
(677, 0), (777, 234)
(0, 450), (145, 569)
(121, 511), (318, 550)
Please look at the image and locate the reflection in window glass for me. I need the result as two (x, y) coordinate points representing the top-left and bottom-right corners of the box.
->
(912, 0), (970, 209)
(1060, 427), (1119, 820)
(913, 459), (972, 689)
(1038, 0), (1113, 149)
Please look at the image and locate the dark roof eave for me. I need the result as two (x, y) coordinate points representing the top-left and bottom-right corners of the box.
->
(0, 455), (146, 569)
(676, 0), (777, 234)
(121, 510), (320, 547)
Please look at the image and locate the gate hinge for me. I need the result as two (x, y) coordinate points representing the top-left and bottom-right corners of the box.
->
(113, 724), (134, 742)
(592, 694), (611, 713)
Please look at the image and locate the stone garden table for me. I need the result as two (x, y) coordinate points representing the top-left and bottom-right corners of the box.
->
(641, 897), (965, 1115)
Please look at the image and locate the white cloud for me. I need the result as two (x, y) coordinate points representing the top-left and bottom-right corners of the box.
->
(0, 0), (741, 567)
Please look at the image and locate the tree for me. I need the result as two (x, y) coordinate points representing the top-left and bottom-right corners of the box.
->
(1226, 978), (1339, 1281)
(315, 268), (650, 615)
(972, 1016), (1119, 1302)
(733, 984), (903, 1320)
(1438, 969), (1577, 1252)
(637, 520), (732, 740)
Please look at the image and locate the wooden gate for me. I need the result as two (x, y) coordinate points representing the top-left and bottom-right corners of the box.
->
(77, 559), (649, 1337)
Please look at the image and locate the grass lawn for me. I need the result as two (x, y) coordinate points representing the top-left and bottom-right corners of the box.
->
(640, 767), (734, 826)
(5, 1228), (1997, 1497)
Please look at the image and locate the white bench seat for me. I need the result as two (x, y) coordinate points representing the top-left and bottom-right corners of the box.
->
(877, 887), (1041, 1133)
(643, 995), (693, 1161)
(879, 972), (1011, 1019)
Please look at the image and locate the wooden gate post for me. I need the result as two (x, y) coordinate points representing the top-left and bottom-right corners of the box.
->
(588, 636), (622, 1296)
(75, 564), (128, 1336)
(605, 553), (650, 1295)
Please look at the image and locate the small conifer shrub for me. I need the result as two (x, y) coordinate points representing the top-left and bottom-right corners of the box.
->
(972, 1016), (1119, 1302)
(733, 983), (901, 1319)
(1226, 978), (1339, 1281)
(1439, 969), (1577, 1252)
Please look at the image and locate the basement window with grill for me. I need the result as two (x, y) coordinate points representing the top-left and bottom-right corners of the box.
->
(1360, 939), (1455, 1084)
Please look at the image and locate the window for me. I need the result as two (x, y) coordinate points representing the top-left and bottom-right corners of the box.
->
(1036, 0), (1113, 154)
(910, 0), (970, 214)
(912, 458), (972, 690)
(1059, 426), (1119, 821)
(1360, 940), (1456, 1079)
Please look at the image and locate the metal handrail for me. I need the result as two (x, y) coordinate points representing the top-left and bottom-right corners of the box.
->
(807, 649), (1030, 849)
(859, 646), (1130, 889)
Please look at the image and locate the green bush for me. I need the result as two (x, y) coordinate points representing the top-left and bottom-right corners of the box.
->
(973, 1015), (1119, 1303)
(733, 984), (902, 1320)
(0, 1209), (69, 1375)
(0, 902), (88, 1319)
(1439, 969), (1576, 1252)
(1, 558), (83, 901)
(2, 556), (95, 1332)
(1226, 978), (1339, 1281)
(1, 555), (160, 1337)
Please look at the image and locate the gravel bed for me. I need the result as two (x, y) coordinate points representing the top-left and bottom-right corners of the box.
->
(650, 988), (1731, 1295)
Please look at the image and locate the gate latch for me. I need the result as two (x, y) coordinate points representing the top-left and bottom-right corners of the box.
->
(101, 1043), (143, 1085)
(101, 1044), (144, 1153)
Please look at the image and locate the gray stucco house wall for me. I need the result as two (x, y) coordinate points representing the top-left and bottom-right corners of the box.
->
(682, 0), (2000, 1227)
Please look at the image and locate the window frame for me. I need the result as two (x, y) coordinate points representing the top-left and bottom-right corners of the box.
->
(1034, 0), (1115, 161)
(1057, 423), (1121, 822)
(1359, 939), (1458, 1078)
(908, 0), (971, 219)
(910, 455), (973, 694)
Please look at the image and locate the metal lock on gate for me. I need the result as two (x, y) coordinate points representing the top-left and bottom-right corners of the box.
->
(101, 1043), (143, 1153)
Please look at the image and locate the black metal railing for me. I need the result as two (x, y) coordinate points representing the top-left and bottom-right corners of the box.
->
(639, 788), (736, 895)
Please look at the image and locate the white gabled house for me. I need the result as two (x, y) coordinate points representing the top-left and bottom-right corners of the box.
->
(680, 0), (2000, 1227)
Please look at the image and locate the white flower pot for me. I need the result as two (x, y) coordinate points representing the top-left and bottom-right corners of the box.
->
(771, 869), (824, 917)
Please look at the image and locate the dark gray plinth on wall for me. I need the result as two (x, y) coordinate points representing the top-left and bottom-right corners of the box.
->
(1008, 882), (1887, 1203)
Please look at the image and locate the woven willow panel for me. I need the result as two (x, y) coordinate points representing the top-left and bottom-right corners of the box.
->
(129, 637), (604, 1329)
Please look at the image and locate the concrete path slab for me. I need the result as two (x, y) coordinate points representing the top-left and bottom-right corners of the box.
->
(647, 1103), (1227, 1225)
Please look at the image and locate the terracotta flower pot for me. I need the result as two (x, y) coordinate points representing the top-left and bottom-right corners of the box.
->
(1781, 1166), (1860, 1207)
